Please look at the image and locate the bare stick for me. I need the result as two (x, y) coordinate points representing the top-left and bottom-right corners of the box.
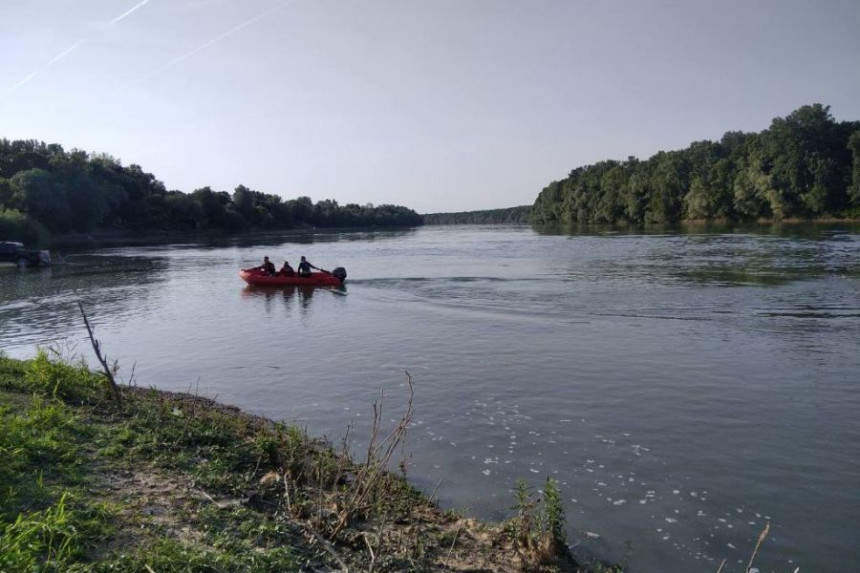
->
(78, 301), (122, 405)
(283, 473), (292, 514)
(332, 372), (415, 537)
(428, 478), (443, 505)
(308, 529), (350, 572)
(363, 533), (376, 573)
(746, 521), (770, 572)
(373, 513), (388, 570)
(443, 524), (463, 567)
(195, 488), (227, 509)
(715, 558), (726, 573)
(126, 361), (137, 388)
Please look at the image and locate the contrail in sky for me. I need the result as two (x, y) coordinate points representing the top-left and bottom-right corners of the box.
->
(47, 39), (86, 65)
(122, 0), (296, 89)
(2, 72), (39, 98)
(1, 40), (83, 98)
(2, 0), (149, 99)
(106, 0), (150, 27)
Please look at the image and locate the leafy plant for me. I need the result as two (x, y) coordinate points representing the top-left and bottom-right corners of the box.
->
(507, 477), (573, 568)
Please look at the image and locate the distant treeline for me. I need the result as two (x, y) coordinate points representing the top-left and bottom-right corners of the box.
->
(531, 104), (860, 226)
(0, 139), (422, 245)
(422, 205), (532, 225)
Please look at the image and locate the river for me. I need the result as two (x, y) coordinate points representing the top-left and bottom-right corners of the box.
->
(1, 224), (858, 571)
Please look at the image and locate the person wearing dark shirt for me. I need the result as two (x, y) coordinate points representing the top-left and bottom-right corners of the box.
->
(278, 261), (295, 276)
(257, 256), (275, 275)
(297, 256), (319, 277)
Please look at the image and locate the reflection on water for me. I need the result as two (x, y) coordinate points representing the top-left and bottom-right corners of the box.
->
(1, 225), (858, 572)
(0, 256), (167, 351)
(240, 284), (347, 315)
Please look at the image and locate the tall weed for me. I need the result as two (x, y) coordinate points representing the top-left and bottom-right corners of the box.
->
(0, 494), (78, 571)
(23, 348), (103, 402)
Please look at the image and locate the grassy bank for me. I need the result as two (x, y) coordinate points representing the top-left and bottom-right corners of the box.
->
(0, 351), (617, 572)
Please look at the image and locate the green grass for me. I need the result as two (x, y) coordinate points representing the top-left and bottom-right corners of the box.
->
(0, 351), (401, 571)
(0, 365), (110, 572)
(0, 396), (89, 518)
(89, 538), (302, 573)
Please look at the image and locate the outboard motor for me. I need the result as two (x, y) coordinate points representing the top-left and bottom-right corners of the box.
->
(331, 267), (347, 282)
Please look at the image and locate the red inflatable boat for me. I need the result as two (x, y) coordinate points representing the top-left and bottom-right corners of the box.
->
(239, 267), (346, 287)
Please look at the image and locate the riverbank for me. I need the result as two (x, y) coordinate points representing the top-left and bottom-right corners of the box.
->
(0, 352), (616, 572)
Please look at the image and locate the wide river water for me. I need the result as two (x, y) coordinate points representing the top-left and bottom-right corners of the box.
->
(1, 224), (858, 571)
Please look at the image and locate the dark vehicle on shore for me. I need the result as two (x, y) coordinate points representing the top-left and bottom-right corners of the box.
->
(0, 241), (51, 267)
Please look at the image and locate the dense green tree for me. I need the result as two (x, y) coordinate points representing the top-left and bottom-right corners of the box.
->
(232, 185), (255, 221)
(50, 151), (107, 231)
(625, 162), (651, 223)
(732, 161), (772, 219)
(423, 205), (532, 225)
(530, 104), (860, 225)
(0, 137), (422, 242)
(0, 178), (11, 207)
(595, 162), (629, 223)
(0, 208), (48, 245)
(647, 152), (687, 223)
(164, 191), (203, 230)
(287, 196), (314, 224)
(10, 169), (71, 231)
(847, 131), (860, 208)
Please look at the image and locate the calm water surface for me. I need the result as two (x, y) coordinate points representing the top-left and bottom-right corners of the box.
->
(1, 225), (858, 571)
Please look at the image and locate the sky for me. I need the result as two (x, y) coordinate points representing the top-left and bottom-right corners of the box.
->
(2, 1), (859, 213)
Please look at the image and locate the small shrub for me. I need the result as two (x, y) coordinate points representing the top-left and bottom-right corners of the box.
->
(507, 477), (573, 568)
(543, 477), (566, 548)
(23, 348), (103, 402)
(0, 207), (50, 246)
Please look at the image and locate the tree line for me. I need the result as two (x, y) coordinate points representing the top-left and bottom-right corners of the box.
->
(0, 140), (422, 245)
(422, 205), (532, 225)
(531, 104), (860, 226)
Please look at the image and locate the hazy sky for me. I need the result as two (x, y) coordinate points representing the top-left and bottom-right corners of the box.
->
(2, 1), (859, 213)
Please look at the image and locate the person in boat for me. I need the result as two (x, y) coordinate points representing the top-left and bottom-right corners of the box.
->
(277, 260), (295, 276)
(256, 256), (276, 275)
(297, 256), (320, 277)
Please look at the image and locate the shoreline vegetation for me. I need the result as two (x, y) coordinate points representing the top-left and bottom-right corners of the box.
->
(0, 138), (422, 249)
(530, 104), (860, 226)
(3, 103), (860, 249)
(0, 347), (621, 573)
(419, 104), (860, 228)
(422, 206), (532, 225)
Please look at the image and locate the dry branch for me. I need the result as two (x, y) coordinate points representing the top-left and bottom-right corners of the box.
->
(307, 529), (350, 572)
(331, 372), (415, 538)
(746, 521), (770, 573)
(78, 301), (122, 405)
